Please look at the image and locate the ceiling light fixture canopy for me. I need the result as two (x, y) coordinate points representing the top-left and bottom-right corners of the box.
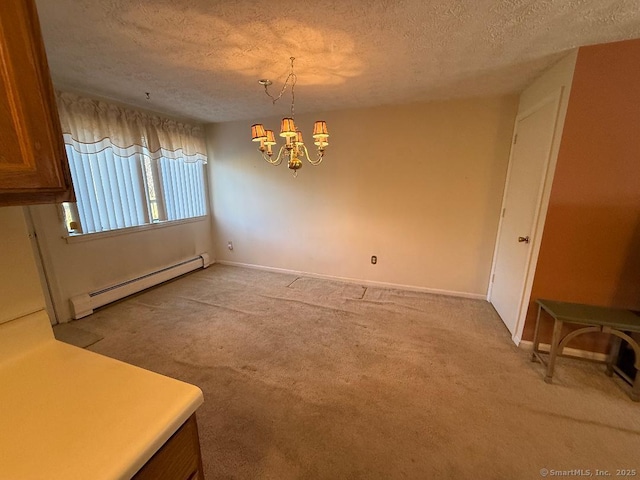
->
(251, 57), (329, 177)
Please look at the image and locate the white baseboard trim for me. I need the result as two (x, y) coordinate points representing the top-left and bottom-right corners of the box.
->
(69, 254), (208, 319)
(215, 260), (486, 300)
(519, 340), (609, 362)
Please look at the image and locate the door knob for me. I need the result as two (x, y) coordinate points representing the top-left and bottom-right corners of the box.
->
(518, 236), (530, 243)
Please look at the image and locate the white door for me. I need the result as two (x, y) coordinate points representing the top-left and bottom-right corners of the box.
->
(490, 93), (562, 335)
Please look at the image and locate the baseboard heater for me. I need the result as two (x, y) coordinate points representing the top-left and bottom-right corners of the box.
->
(70, 253), (210, 320)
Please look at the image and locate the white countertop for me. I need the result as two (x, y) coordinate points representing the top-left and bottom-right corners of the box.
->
(0, 310), (204, 480)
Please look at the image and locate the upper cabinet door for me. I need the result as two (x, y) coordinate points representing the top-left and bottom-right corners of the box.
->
(0, 0), (74, 206)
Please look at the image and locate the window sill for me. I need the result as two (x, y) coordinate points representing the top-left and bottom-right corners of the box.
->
(63, 215), (209, 244)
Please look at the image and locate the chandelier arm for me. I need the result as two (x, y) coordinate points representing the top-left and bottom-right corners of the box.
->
(298, 144), (324, 166)
(308, 149), (325, 166)
(261, 151), (278, 165)
(299, 144), (311, 162)
(261, 145), (287, 166)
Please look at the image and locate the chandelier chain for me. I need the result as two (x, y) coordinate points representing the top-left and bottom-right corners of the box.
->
(263, 57), (297, 118)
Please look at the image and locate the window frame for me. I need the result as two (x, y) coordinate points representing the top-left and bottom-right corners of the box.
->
(61, 213), (208, 244)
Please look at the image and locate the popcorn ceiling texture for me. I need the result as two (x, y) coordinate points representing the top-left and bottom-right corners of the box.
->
(35, 0), (640, 123)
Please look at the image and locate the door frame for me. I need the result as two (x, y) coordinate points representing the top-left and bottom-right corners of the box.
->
(23, 206), (59, 325)
(487, 88), (565, 344)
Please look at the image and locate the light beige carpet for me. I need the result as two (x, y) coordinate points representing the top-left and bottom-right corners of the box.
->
(76, 264), (639, 479)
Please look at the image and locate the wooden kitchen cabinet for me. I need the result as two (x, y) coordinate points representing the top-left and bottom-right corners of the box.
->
(0, 0), (74, 206)
(133, 414), (205, 480)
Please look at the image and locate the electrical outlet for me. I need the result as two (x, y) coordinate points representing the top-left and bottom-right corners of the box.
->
(371, 255), (377, 265)
(228, 241), (233, 251)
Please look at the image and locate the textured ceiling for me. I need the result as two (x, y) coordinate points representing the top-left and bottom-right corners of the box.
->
(35, 0), (640, 123)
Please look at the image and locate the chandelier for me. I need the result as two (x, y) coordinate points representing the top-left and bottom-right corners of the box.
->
(250, 57), (329, 177)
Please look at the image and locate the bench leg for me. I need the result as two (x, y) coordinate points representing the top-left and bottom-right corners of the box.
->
(605, 331), (640, 401)
(531, 304), (543, 362)
(545, 319), (563, 384)
(606, 336), (622, 377)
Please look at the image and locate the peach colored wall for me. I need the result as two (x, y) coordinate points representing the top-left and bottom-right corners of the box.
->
(523, 39), (640, 350)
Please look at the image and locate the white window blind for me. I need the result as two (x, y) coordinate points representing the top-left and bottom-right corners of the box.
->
(159, 157), (207, 221)
(66, 144), (148, 233)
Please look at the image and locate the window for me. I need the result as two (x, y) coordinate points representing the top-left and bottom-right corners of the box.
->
(63, 146), (206, 235)
(57, 91), (208, 236)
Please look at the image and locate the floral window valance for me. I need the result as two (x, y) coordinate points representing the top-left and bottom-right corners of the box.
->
(55, 91), (207, 163)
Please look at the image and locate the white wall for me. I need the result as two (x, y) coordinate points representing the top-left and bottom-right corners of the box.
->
(29, 203), (212, 323)
(207, 96), (518, 297)
(0, 207), (45, 324)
